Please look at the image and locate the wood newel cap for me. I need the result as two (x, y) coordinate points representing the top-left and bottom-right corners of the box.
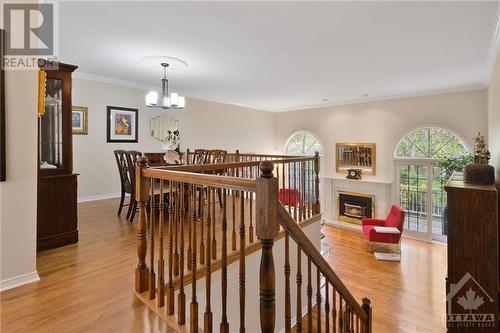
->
(259, 161), (274, 178)
(137, 156), (148, 167)
(362, 297), (371, 309)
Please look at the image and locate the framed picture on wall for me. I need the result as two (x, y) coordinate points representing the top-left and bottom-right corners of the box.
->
(0, 29), (5, 182)
(72, 106), (88, 135)
(106, 106), (138, 143)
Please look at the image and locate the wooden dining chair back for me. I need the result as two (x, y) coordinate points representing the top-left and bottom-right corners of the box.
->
(206, 149), (227, 165)
(125, 150), (142, 221)
(193, 149), (208, 165)
(113, 150), (133, 217)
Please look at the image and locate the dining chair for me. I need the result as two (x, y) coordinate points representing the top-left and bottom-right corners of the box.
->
(113, 150), (133, 217)
(125, 150), (142, 221)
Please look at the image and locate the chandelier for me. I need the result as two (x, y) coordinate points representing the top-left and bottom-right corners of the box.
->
(145, 63), (185, 109)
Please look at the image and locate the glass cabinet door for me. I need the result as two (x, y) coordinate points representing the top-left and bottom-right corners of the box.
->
(39, 77), (63, 169)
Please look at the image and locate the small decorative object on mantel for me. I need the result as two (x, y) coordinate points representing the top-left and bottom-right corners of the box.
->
(346, 168), (362, 180)
(150, 114), (181, 164)
(463, 132), (494, 185)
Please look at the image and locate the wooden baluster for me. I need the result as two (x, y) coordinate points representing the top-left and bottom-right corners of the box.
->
(332, 290), (337, 333)
(187, 184), (193, 271)
(338, 297), (343, 333)
(167, 181), (174, 315)
(200, 186), (205, 265)
(248, 165), (254, 243)
(239, 190), (246, 333)
(149, 178), (156, 300)
(232, 185), (237, 251)
(157, 180), (165, 307)
(174, 182), (180, 276)
(325, 282), (330, 333)
(293, 162), (298, 221)
(314, 152), (320, 215)
(211, 181), (217, 260)
(296, 244), (302, 333)
(220, 189), (229, 333)
(190, 184), (199, 333)
(306, 161), (312, 218)
(316, 269), (321, 333)
(284, 232), (291, 333)
(204, 187), (213, 333)
(286, 162), (290, 214)
(256, 161), (279, 333)
(300, 161), (305, 221)
(135, 157), (149, 293)
(307, 259), (313, 333)
(362, 298), (372, 333)
(178, 183), (186, 325)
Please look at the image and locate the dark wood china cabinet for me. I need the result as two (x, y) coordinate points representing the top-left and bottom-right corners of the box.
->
(37, 62), (78, 251)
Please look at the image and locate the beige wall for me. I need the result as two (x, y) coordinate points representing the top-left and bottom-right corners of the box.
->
(274, 90), (488, 181)
(0, 70), (39, 289)
(488, 54), (500, 183)
(72, 78), (275, 200)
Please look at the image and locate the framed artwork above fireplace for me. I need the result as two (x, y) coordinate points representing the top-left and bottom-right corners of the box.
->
(336, 143), (376, 176)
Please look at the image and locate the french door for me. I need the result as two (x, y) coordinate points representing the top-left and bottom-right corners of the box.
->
(396, 159), (448, 242)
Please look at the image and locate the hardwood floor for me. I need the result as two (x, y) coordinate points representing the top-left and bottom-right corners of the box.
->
(0, 198), (446, 332)
(321, 225), (447, 333)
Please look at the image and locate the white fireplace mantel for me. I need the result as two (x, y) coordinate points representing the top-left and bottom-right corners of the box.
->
(322, 175), (393, 228)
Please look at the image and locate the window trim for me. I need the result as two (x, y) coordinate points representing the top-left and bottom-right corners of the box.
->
(393, 125), (471, 159)
(284, 130), (324, 155)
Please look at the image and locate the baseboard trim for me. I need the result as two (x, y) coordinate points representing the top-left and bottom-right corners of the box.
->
(78, 192), (127, 203)
(0, 271), (40, 292)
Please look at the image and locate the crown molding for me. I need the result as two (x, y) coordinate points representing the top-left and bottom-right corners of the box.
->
(485, 4), (500, 84)
(273, 84), (486, 113)
(74, 75), (486, 114)
(73, 72), (155, 91)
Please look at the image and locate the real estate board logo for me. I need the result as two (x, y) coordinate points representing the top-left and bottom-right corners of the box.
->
(2, 2), (57, 69)
(446, 272), (496, 328)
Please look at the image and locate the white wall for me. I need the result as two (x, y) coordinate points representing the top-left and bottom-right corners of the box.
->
(273, 89), (488, 218)
(72, 78), (275, 200)
(0, 70), (40, 290)
(488, 54), (500, 183)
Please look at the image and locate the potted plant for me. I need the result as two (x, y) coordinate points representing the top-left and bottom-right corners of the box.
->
(437, 153), (472, 235)
(463, 132), (494, 185)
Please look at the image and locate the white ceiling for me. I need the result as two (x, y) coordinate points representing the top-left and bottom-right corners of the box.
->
(59, 1), (500, 112)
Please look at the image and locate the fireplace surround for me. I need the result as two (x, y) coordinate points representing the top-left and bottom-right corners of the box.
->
(337, 191), (375, 224)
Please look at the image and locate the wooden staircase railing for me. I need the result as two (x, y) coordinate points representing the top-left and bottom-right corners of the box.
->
(134, 153), (371, 332)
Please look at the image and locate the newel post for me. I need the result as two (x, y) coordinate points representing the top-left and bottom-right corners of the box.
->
(256, 161), (279, 333)
(362, 297), (372, 333)
(135, 156), (150, 293)
(313, 151), (321, 214)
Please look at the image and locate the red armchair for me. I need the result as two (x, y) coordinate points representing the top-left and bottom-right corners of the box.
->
(362, 205), (405, 246)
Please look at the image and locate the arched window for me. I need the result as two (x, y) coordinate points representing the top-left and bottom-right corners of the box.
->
(394, 127), (470, 241)
(285, 131), (323, 155)
(395, 127), (469, 159)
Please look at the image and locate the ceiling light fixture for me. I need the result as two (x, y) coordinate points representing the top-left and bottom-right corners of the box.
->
(145, 63), (185, 109)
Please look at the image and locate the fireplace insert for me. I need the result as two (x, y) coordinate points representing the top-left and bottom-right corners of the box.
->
(337, 191), (375, 224)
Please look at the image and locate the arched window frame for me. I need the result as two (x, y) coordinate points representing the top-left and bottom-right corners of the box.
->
(393, 126), (471, 161)
(284, 130), (324, 155)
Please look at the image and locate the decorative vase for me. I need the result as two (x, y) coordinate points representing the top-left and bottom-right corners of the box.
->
(463, 163), (495, 185)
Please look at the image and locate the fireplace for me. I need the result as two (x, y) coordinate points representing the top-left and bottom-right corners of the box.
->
(337, 191), (375, 224)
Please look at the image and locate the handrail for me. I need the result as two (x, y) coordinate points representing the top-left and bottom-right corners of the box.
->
(155, 156), (316, 174)
(142, 168), (257, 192)
(277, 203), (368, 321)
